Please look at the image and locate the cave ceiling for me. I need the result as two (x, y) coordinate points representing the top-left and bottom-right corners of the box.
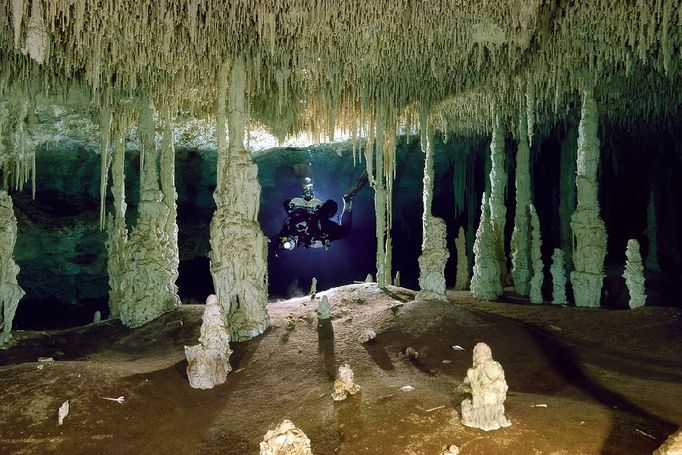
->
(0, 0), (680, 144)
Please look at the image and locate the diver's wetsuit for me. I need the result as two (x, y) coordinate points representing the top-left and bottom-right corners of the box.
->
(278, 198), (352, 249)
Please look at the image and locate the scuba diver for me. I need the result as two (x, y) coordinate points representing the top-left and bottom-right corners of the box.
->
(273, 166), (368, 254)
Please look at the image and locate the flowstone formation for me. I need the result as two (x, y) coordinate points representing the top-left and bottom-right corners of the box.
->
(417, 217), (449, 301)
(471, 193), (502, 301)
(332, 363), (361, 401)
(551, 249), (567, 304)
(209, 59), (269, 341)
(460, 342), (511, 432)
(511, 109), (532, 296)
(184, 294), (233, 390)
(489, 114), (509, 284)
(119, 102), (180, 328)
(623, 239), (646, 309)
(0, 190), (24, 347)
(455, 227), (469, 291)
(570, 88), (607, 308)
(529, 204), (544, 304)
(260, 420), (313, 455)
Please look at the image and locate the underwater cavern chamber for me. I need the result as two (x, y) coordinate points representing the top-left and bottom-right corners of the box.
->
(1, 0), (682, 454)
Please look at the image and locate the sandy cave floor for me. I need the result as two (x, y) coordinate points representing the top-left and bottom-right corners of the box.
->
(1, 284), (681, 455)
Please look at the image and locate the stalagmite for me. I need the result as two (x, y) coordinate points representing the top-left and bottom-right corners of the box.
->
(511, 109), (531, 296)
(454, 227), (469, 291)
(105, 126), (128, 319)
(417, 217), (449, 301)
(418, 108), (449, 301)
(551, 249), (567, 304)
(471, 193), (502, 301)
(260, 420), (313, 455)
(460, 342), (511, 431)
(316, 295), (330, 320)
(309, 277), (317, 299)
(209, 59), (269, 341)
(365, 274), (373, 283)
(623, 239), (646, 309)
(0, 190), (25, 347)
(654, 429), (682, 455)
(332, 363), (361, 401)
(394, 271), (400, 287)
(529, 204), (544, 304)
(570, 88), (607, 308)
(645, 192), (660, 272)
(489, 113), (509, 285)
(119, 101), (180, 328)
(184, 294), (233, 390)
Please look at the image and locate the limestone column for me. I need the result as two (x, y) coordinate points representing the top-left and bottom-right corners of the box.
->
(160, 107), (179, 287)
(417, 107), (449, 301)
(528, 203), (544, 304)
(119, 100), (180, 328)
(471, 193), (502, 301)
(559, 127), (578, 272)
(209, 58), (269, 341)
(105, 125), (128, 318)
(454, 226), (469, 290)
(489, 113), (508, 286)
(511, 109), (531, 296)
(0, 190), (24, 347)
(373, 106), (388, 288)
(570, 87), (607, 307)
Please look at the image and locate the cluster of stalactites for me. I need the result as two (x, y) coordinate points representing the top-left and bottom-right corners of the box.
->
(2, 1), (678, 143)
(0, 97), (37, 198)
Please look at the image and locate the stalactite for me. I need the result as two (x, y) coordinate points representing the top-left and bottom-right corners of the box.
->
(489, 113), (508, 286)
(455, 226), (469, 291)
(551, 248), (567, 304)
(471, 193), (502, 301)
(529, 204), (544, 304)
(570, 87), (607, 308)
(105, 125), (127, 319)
(209, 58), (269, 341)
(559, 127), (578, 272)
(624, 239), (646, 309)
(23, 0), (48, 65)
(645, 191), (660, 272)
(417, 106), (449, 301)
(99, 108), (113, 231)
(511, 108), (531, 296)
(119, 100), (180, 328)
(0, 190), (25, 347)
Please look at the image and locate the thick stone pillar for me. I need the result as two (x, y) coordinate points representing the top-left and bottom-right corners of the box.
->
(105, 126), (128, 318)
(489, 114), (508, 285)
(471, 193), (502, 301)
(119, 100), (180, 327)
(417, 107), (448, 301)
(570, 88), (607, 307)
(209, 59), (269, 341)
(0, 190), (24, 347)
(511, 109), (531, 296)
